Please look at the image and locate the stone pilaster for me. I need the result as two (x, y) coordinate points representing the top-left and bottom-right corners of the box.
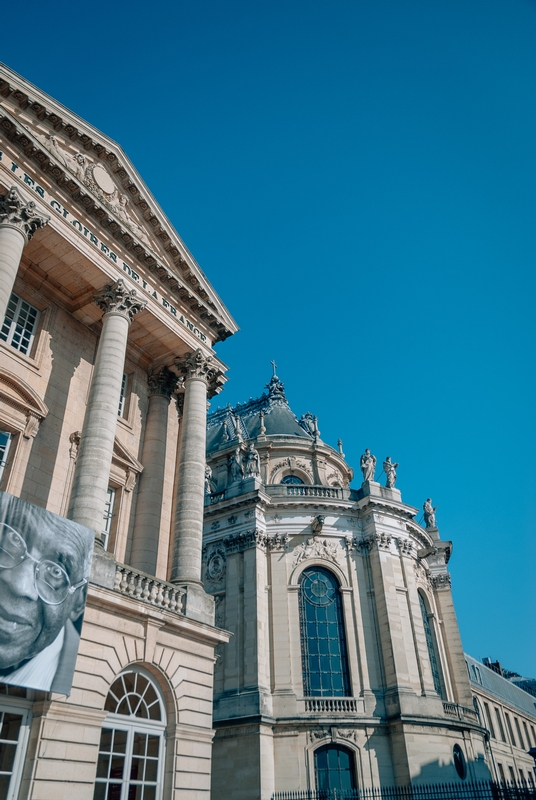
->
(170, 349), (224, 609)
(0, 186), (49, 320)
(68, 279), (146, 541)
(130, 366), (176, 575)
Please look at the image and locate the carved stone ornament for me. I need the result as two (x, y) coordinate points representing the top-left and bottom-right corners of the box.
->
(31, 131), (154, 250)
(293, 536), (340, 568)
(0, 186), (49, 241)
(430, 573), (452, 591)
(223, 529), (269, 554)
(206, 547), (226, 585)
(395, 537), (414, 556)
(23, 412), (41, 440)
(360, 532), (392, 553)
(266, 532), (289, 551)
(309, 729), (330, 743)
(94, 279), (147, 322)
(69, 430), (81, 460)
(336, 728), (358, 743)
(175, 349), (225, 398)
(147, 366), (175, 398)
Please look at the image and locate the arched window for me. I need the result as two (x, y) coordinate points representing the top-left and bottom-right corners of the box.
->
(93, 669), (166, 800)
(419, 591), (444, 698)
(281, 475), (304, 485)
(299, 567), (350, 697)
(314, 744), (357, 792)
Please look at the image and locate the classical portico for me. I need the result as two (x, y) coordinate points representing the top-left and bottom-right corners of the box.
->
(0, 62), (236, 800)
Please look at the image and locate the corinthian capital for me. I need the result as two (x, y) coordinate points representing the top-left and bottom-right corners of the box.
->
(0, 186), (50, 241)
(147, 365), (175, 398)
(94, 278), (147, 322)
(174, 348), (226, 398)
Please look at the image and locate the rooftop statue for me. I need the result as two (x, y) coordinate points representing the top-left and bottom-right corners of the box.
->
(383, 456), (399, 488)
(423, 498), (437, 528)
(360, 449), (376, 483)
(228, 447), (244, 483)
(299, 412), (315, 436)
(244, 443), (260, 478)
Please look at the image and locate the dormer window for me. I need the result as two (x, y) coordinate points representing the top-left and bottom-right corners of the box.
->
(280, 475), (304, 485)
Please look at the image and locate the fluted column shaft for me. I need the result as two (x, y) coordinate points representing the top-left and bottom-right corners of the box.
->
(69, 280), (146, 541)
(171, 349), (224, 584)
(0, 187), (49, 320)
(130, 369), (174, 574)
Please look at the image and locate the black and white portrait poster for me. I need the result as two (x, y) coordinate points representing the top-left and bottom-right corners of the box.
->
(0, 491), (93, 695)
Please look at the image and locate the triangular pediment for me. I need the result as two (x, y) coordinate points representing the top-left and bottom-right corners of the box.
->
(113, 437), (143, 475)
(0, 63), (237, 344)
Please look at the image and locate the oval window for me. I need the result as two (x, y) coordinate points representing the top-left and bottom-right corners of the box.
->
(453, 743), (467, 780)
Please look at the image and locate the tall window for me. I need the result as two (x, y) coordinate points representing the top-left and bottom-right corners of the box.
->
(419, 592), (443, 697)
(94, 670), (165, 800)
(0, 684), (31, 800)
(299, 567), (350, 697)
(118, 374), (128, 418)
(0, 432), (12, 485)
(314, 744), (357, 793)
(0, 293), (39, 356)
(102, 488), (116, 551)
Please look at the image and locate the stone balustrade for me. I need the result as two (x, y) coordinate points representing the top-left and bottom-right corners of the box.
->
(304, 697), (359, 713)
(442, 701), (479, 724)
(114, 564), (186, 614)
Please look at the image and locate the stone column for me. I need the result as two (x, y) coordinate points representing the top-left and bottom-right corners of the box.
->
(68, 279), (146, 541)
(0, 186), (49, 320)
(170, 349), (224, 585)
(130, 366), (175, 575)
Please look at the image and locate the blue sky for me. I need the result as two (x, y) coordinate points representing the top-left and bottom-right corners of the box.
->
(4, 0), (535, 674)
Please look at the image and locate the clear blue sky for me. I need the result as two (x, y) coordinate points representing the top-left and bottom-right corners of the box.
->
(4, 0), (535, 675)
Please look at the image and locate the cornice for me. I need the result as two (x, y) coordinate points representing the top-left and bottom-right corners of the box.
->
(0, 69), (237, 343)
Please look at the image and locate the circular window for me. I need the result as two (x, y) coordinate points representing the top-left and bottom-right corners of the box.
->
(281, 475), (304, 485)
(453, 744), (467, 780)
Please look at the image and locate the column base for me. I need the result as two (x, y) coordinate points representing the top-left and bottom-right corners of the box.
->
(173, 581), (215, 626)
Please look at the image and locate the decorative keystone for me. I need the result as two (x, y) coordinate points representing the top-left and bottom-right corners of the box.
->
(0, 186), (50, 241)
(94, 278), (147, 322)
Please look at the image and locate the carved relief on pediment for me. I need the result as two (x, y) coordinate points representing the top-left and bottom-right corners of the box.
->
(293, 536), (341, 568)
(27, 128), (154, 249)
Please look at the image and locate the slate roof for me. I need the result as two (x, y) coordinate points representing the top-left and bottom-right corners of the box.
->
(466, 653), (536, 720)
(207, 373), (315, 453)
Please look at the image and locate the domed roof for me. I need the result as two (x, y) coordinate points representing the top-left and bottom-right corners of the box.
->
(207, 372), (319, 452)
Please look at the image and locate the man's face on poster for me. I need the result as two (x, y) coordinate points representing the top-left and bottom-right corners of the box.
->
(0, 515), (88, 670)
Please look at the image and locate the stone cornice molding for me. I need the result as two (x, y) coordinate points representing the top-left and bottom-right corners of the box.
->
(0, 86), (236, 343)
(94, 278), (147, 323)
(0, 185), (49, 241)
(147, 365), (175, 399)
(222, 528), (269, 553)
(174, 348), (226, 398)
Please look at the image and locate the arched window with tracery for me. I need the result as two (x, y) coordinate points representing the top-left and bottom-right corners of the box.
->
(314, 743), (357, 793)
(93, 669), (166, 800)
(419, 591), (444, 698)
(299, 567), (351, 697)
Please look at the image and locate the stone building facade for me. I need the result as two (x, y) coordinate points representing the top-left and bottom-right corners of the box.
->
(202, 373), (535, 799)
(0, 62), (237, 800)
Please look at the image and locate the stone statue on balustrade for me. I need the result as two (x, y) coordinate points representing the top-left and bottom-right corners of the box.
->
(228, 447), (244, 483)
(244, 443), (260, 477)
(383, 456), (399, 488)
(360, 449), (376, 483)
(423, 498), (437, 529)
(204, 464), (214, 494)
